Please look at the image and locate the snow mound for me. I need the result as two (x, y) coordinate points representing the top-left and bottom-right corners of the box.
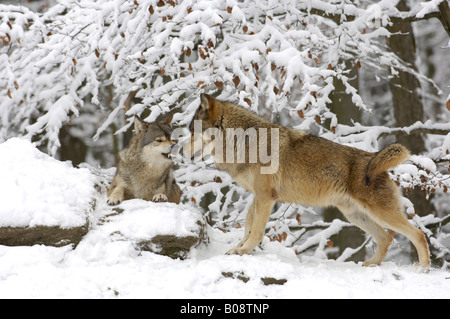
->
(98, 200), (208, 259)
(0, 138), (95, 228)
(107, 200), (206, 240)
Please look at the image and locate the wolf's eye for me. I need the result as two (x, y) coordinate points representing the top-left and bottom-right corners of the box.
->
(156, 139), (163, 143)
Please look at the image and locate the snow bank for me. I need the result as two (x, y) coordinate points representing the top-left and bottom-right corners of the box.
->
(0, 138), (95, 228)
(98, 200), (208, 259)
(0, 226), (449, 299)
(107, 200), (205, 240)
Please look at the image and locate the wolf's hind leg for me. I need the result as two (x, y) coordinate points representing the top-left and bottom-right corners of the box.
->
(338, 205), (394, 266)
(369, 207), (430, 269)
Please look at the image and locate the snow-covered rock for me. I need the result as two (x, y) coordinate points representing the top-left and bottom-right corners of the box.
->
(99, 200), (208, 259)
(0, 138), (95, 246)
(0, 137), (208, 257)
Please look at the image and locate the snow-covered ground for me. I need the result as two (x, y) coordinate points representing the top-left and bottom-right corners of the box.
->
(1, 226), (449, 299)
(0, 138), (449, 299)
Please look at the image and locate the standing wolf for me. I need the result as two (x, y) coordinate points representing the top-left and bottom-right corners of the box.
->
(108, 116), (181, 205)
(189, 93), (430, 268)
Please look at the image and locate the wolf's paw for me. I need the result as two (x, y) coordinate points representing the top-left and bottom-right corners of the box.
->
(225, 247), (248, 256)
(152, 193), (168, 203)
(107, 193), (123, 206)
(362, 261), (378, 267)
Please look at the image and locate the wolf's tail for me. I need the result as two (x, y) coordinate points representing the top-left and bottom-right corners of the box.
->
(365, 144), (410, 186)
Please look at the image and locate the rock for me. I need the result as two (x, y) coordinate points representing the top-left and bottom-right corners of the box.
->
(0, 223), (90, 247)
(221, 271), (250, 283)
(221, 271), (288, 286)
(261, 277), (288, 286)
(0, 138), (97, 247)
(102, 200), (208, 260)
(138, 234), (203, 260)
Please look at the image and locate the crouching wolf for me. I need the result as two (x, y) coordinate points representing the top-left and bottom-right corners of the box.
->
(189, 93), (430, 268)
(108, 115), (181, 205)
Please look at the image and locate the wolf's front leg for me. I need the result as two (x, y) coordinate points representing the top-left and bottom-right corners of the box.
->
(107, 175), (127, 205)
(227, 197), (274, 255)
(107, 186), (124, 205)
(152, 193), (168, 202)
(234, 198), (256, 249)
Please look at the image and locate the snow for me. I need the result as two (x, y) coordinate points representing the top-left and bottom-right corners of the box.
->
(0, 138), (95, 228)
(0, 226), (449, 299)
(0, 137), (449, 299)
(416, 0), (444, 18)
(105, 200), (205, 240)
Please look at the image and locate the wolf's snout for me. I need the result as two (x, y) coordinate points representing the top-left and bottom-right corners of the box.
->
(161, 152), (172, 159)
(162, 144), (178, 159)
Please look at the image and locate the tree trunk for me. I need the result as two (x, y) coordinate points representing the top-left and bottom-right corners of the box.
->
(388, 2), (425, 154)
(324, 61), (366, 263)
(387, 0), (435, 218)
(388, 0), (437, 264)
(58, 125), (87, 166)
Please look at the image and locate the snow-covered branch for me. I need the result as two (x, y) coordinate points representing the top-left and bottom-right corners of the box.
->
(4, 0), (438, 154)
(301, 0), (450, 36)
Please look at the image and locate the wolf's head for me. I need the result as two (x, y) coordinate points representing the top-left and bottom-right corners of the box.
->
(188, 93), (222, 134)
(131, 115), (175, 164)
(185, 94), (225, 160)
(185, 93), (280, 174)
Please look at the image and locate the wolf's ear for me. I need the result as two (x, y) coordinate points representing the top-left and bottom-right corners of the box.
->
(200, 93), (214, 112)
(134, 115), (148, 134)
(160, 113), (174, 127)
